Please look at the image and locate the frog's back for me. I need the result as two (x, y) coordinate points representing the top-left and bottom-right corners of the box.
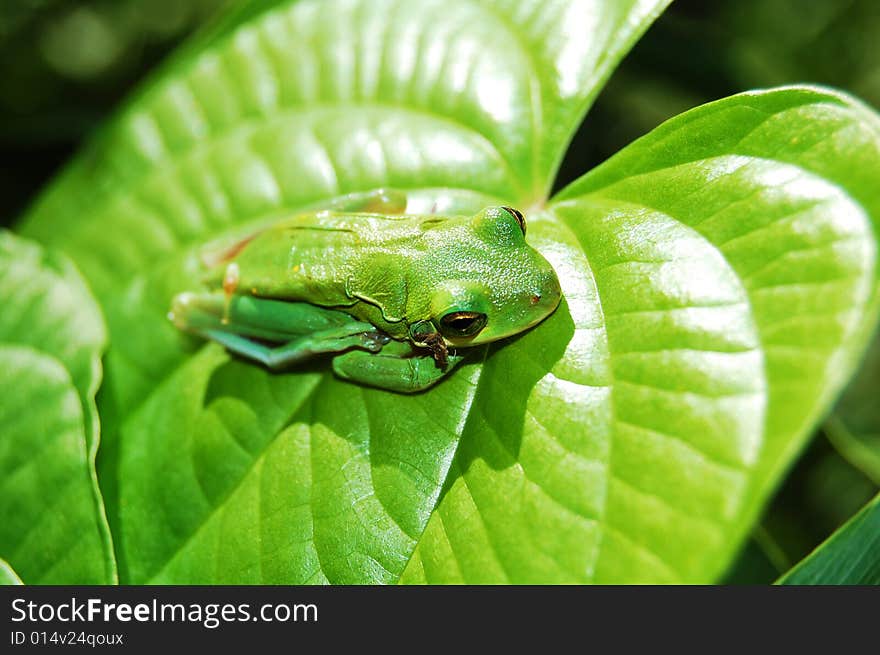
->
(202, 210), (441, 308)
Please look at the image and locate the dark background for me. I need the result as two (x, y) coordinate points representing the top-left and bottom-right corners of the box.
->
(2, 0), (878, 582)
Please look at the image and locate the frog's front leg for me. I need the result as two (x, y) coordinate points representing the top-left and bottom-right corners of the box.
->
(170, 291), (388, 370)
(331, 340), (468, 393)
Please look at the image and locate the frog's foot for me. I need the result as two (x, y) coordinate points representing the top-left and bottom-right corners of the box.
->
(332, 342), (466, 393)
(361, 331), (391, 352)
(422, 332), (449, 368)
(406, 321), (450, 369)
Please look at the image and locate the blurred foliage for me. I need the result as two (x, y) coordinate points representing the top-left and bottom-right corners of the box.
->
(776, 491), (880, 584)
(1, 0), (878, 583)
(557, 0), (880, 187)
(0, 0), (230, 222)
(828, 335), (880, 486)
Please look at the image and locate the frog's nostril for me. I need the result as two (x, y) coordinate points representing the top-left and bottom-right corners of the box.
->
(530, 294), (542, 305)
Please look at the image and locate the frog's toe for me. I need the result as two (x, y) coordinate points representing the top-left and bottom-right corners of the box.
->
(360, 331), (391, 352)
(168, 292), (198, 329)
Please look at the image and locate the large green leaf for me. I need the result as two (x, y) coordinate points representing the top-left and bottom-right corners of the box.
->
(405, 86), (880, 581)
(778, 492), (880, 584)
(0, 233), (115, 584)
(551, 87), (880, 558)
(16, 0), (880, 583)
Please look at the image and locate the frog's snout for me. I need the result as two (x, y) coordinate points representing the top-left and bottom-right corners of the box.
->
(512, 272), (561, 333)
(534, 271), (562, 314)
(529, 290), (559, 313)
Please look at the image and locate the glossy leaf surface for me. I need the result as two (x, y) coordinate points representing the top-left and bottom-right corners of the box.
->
(0, 234), (114, 584)
(16, 1), (880, 583)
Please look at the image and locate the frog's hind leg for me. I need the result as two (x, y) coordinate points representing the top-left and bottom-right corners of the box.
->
(171, 291), (363, 341)
(170, 291), (388, 370)
(204, 326), (389, 370)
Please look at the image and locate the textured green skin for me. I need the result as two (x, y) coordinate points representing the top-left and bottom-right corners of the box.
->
(203, 206), (560, 342)
(171, 191), (561, 391)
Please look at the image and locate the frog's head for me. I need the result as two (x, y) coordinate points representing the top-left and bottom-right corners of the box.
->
(412, 206), (562, 348)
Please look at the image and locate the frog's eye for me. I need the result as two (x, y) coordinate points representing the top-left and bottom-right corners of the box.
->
(438, 311), (488, 338)
(472, 206), (527, 244)
(501, 206), (526, 236)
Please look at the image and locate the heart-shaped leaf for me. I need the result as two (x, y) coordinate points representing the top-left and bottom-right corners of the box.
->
(16, 0), (880, 583)
(405, 88), (880, 583)
(0, 233), (115, 584)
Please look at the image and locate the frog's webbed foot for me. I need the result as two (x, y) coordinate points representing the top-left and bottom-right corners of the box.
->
(407, 321), (450, 369)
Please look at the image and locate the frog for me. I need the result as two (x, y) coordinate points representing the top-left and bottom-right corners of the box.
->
(168, 188), (562, 393)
